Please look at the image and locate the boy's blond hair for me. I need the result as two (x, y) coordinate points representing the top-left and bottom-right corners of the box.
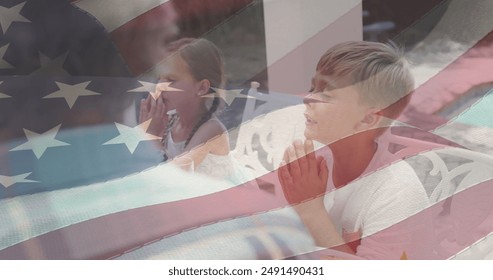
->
(316, 41), (414, 120)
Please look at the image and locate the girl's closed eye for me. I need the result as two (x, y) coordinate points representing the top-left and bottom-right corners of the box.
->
(159, 75), (176, 84)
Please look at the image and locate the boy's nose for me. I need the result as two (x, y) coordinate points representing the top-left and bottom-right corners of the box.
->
(303, 93), (313, 104)
(303, 93), (321, 106)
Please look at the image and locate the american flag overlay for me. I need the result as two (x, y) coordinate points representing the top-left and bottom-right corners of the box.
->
(1, 0), (493, 260)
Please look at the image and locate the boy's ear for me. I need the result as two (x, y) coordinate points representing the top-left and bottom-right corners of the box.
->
(197, 79), (211, 96)
(358, 109), (382, 129)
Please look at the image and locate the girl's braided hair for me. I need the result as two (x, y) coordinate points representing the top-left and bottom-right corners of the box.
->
(160, 38), (225, 161)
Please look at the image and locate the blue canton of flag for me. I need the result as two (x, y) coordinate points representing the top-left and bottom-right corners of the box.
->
(0, 0), (163, 198)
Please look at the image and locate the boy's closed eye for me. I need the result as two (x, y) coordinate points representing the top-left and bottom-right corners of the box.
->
(304, 90), (331, 104)
(320, 90), (332, 99)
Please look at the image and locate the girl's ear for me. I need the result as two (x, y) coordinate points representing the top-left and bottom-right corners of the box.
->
(196, 79), (211, 96)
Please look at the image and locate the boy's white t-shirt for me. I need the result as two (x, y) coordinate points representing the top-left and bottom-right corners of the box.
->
(318, 138), (435, 259)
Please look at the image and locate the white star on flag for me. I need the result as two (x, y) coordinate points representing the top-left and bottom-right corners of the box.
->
(0, 2), (31, 35)
(0, 172), (38, 188)
(102, 120), (161, 154)
(0, 81), (10, 98)
(128, 81), (182, 100)
(43, 81), (100, 108)
(10, 124), (70, 159)
(205, 88), (256, 106)
(0, 44), (13, 69)
(31, 51), (70, 76)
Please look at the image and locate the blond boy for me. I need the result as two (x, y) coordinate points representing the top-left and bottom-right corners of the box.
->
(279, 41), (433, 259)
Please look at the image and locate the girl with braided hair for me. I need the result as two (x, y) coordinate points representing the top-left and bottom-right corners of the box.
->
(139, 38), (250, 183)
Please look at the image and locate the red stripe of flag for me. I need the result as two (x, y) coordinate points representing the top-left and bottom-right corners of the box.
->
(396, 31), (493, 131)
